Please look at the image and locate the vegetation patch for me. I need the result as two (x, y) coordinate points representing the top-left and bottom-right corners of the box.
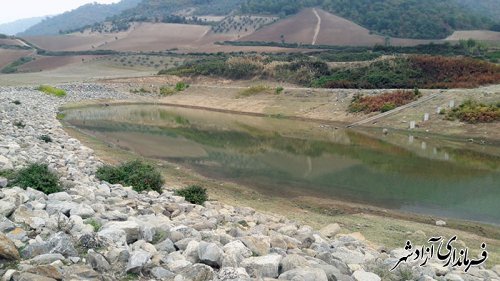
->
(38, 135), (53, 143)
(175, 185), (208, 205)
(37, 85), (67, 97)
(446, 100), (500, 123)
(84, 219), (102, 232)
(8, 163), (62, 194)
(96, 160), (164, 193)
(314, 56), (500, 89)
(11, 100), (21, 105)
(159, 82), (190, 96)
(130, 87), (151, 94)
(238, 85), (273, 98)
(348, 90), (422, 113)
(13, 121), (25, 128)
(1, 56), (33, 74)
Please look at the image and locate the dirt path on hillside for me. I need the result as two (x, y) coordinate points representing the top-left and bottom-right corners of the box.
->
(312, 8), (321, 45)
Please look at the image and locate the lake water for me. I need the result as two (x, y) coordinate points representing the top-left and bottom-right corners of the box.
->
(63, 104), (500, 225)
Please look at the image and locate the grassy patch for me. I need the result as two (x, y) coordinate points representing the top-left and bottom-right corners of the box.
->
(159, 82), (190, 96)
(8, 163), (62, 194)
(238, 85), (273, 98)
(96, 160), (164, 193)
(348, 90), (421, 114)
(446, 99), (500, 123)
(130, 87), (151, 94)
(175, 82), (189, 91)
(37, 85), (67, 97)
(56, 113), (66, 120)
(84, 219), (102, 232)
(175, 185), (208, 205)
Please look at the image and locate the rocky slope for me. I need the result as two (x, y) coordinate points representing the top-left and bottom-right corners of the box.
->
(0, 84), (498, 281)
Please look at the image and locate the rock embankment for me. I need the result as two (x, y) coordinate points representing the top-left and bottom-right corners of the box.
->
(0, 84), (498, 281)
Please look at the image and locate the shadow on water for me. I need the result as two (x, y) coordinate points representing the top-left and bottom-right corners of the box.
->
(63, 104), (500, 225)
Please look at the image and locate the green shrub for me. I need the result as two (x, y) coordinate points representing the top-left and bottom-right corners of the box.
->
(175, 82), (189, 91)
(12, 100), (21, 105)
(9, 163), (62, 194)
(160, 86), (176, 96)
(13, 121), (25, 128)
(56, 113), (66, 120)
(37, 85), (67, 97)
(96, 160), (164, 193)
(380, 103), (396, 112)
(85, 219), (102, 232)
(39, 135), (52, 143)
(175, 185), (208, 205)
(275, 86), (284, 94)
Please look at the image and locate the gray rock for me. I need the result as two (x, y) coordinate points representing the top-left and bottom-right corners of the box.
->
(0, 233), (20, 261)
(97, 228), (127, 246)
(198, 241), (223, 268)
(0, 155), (13, 170)
(176, 263), (214, 281)
(11, 272), (56, 281)
(0, 200), (16, 217)
(86, 249), (111, 272)
(319, 223), (341, 238)
(240, 235), (270, 256)
(21, 242), (52, 259)
(279, 268), (329, 281)
(48, 232), (77, 257)
(155, 238), (176, 253)
(280, 254), (308, 272)
(101, 221), (140, 244)
(352, 270), (381, 281)
(217, 267), (250, 281)
(126, 250), (152, 273)
(0, 217), (16, 232)
(331, 247), (365, 264)
(30, 253), (65, 265)
(69, 204), (95, 219)
(150, 267), (174, 280)
(435, 220), (446, 226)
(47, 192), (72, 201)
(0, 177), (7, 188)
(45, 201), (78, 216)
(241, 254), (282, 278)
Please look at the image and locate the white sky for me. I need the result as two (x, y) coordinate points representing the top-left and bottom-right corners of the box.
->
(0, 0), (121, 24)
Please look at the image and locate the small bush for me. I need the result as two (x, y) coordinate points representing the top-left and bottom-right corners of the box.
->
(159, 86), (176, 96)
(85, 219), (102, 232)
(56, 113), (66, 120)
(175, 185), (208, 205)
(39, 135), (52, 143)
(12, 100), (21, 105)
(348, 90), (420, 114)
(275, 86), (284, 94)
(9, 163), (62, 194)
(13, 121), (25, 128)
(37, 85), (67, 97)
(175, 82), (189, 91)
(96, 160), (164, 193)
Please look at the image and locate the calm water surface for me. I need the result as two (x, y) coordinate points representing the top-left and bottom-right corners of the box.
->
(63, 104), (500, 225)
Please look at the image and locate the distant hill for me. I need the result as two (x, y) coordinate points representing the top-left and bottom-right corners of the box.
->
(115, 0), (244, 21)
(0, 17), (45, 35)
(456, 0), (500, 22)
(240, 0), (496, 39)
(19, 0), (141, 36)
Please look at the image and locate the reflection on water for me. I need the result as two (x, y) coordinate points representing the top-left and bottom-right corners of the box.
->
(64, 104), (500, 225)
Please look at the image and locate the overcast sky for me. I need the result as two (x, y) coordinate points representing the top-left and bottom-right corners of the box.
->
(0, 0), (120, 24)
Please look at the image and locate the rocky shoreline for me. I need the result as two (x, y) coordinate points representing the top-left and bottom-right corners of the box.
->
(0, 84), (498, 281)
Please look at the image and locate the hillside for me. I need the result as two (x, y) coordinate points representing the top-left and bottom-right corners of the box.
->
(241, 0), (496, 39)
(241, 9), (435, 47)
(0, 17), (45, 36)
(19, 0), (141, 36)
